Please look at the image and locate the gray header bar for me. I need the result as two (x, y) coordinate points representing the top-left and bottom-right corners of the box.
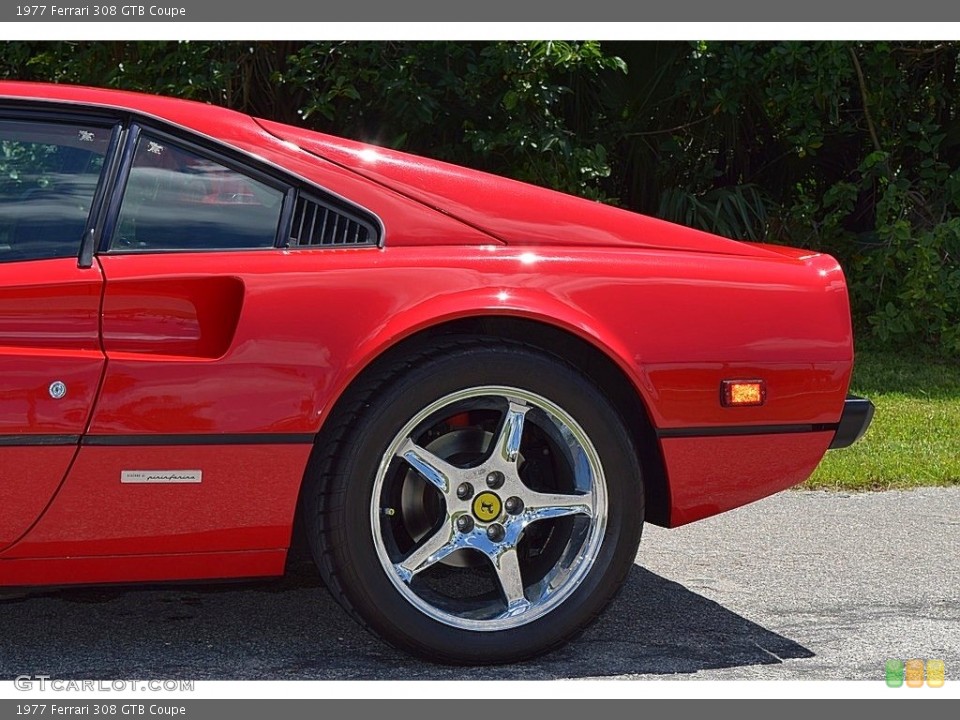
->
(3, 2), (960, 23)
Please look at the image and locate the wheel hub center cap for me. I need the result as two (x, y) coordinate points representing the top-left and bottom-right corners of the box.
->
(472, 491), (502, 522)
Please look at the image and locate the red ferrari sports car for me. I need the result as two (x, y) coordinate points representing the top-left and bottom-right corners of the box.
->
(0, 81), (872, 664)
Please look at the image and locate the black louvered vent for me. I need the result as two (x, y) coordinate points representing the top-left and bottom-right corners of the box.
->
(289, 194), (378, 247)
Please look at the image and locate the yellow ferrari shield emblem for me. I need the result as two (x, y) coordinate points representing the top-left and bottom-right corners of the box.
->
(472, 492), (502, 522)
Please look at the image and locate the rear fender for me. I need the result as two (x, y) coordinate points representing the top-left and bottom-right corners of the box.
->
(321, 287), (653, 427)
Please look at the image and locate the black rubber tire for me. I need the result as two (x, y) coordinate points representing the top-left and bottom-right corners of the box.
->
(303, 339), (644, 664)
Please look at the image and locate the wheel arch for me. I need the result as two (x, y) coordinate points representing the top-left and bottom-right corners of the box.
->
(304, 306), (671, 530)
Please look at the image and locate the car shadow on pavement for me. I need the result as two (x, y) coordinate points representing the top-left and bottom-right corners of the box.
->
(0, 560), (812, 680)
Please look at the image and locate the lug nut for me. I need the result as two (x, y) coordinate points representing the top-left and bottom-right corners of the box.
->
(456, 515), (475, 533)
(485, 471), (504, 489)
(504, 496), (524, 515)
(486, 523), (506, 543)
(456, 482), (474, 500)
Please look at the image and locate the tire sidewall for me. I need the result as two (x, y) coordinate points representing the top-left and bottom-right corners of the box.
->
(322, 345), (643, 663)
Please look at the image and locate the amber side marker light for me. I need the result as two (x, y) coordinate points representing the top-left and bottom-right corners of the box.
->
(721, 380), (766, 407)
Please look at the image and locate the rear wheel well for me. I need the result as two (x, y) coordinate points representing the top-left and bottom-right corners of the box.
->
(292, 317), (669, 542)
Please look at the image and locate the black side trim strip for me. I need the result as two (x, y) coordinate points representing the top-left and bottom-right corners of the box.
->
(0, 435), (81, 447)
(657, 423), (837, 439)
(82, 433), (315, 447)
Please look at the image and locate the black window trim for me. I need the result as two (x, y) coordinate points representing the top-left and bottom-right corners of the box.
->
(0, 105), (122, 128)
(79, 123), (125, 268)
(100, 120), (384, 256)
(99, 122), (294, 255)
(123, 117), (385, 251)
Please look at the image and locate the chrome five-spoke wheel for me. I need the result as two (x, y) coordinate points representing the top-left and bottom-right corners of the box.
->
(372, 386), (608, 631)
(305, 341), (644, 664)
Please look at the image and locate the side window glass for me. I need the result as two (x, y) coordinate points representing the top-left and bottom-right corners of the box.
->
(112, 134), (284, 252)
(0, 119), (111, 263)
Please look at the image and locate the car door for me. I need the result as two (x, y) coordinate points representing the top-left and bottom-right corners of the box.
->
(0, 114), (117, 550)
(6, 124), (316, 561)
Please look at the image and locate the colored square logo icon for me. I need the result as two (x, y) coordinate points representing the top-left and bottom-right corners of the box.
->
(885, 659), (905, 687)
(905, 659), (925, 687)
(927, 659), (945, 688)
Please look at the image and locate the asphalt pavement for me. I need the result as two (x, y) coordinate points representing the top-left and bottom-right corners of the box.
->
(1, 488), (957, 681)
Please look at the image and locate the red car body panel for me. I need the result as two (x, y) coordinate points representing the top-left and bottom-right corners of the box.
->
(0, 550), (287, 587)
(4, 444), (311, 559)
(661, 432), (835, 526)
(0, 258), (106, 550)
(0, 81), (861, 587)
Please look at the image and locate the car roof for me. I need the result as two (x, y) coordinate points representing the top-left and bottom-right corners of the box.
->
(0, 80), (266, 147)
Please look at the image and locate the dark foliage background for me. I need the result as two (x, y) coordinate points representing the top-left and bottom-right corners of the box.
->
(3, 40), (958, 355)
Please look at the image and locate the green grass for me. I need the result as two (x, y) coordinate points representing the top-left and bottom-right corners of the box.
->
(806, 349), (960, 490)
